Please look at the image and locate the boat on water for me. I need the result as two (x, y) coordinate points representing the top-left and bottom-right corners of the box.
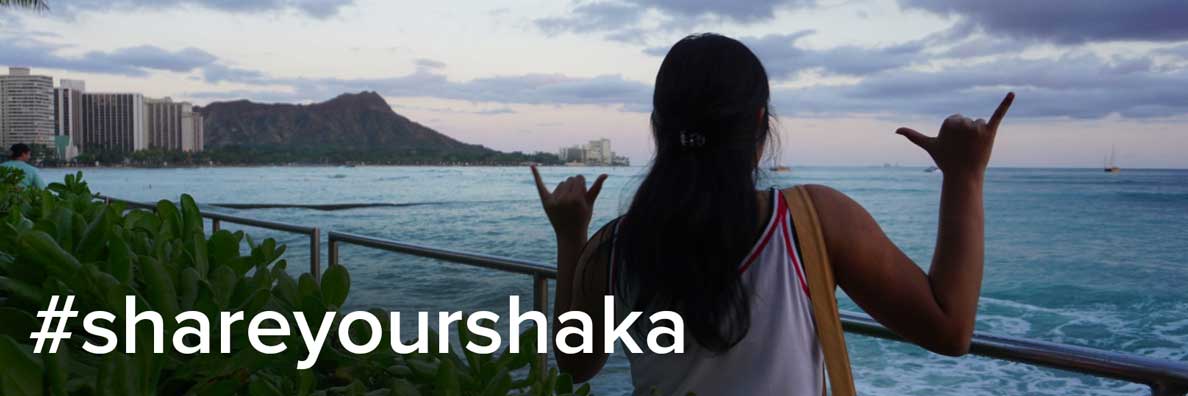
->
(1104, 145), (1121, 173)
(769, 165), (792, 172)
(924, 166), (939, 173)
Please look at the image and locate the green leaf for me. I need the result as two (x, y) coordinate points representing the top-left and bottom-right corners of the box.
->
(297, 273), (320, 300)
(320, 265), (350, 308)
(179, 194), (204, 239)
(208, 265), (238, 309)
(435, 359), (462, 396)
(178, 267), (201, 311)
(273, 272), (299, 307)
(105, 231), (134, 285)
(140, 255), (181, 321)
(51, 206), (74, 253)
(189, 233), (210, 279)
(478, 367), (512, 396)
(388, 378), (421, 396)
(44, 342), (70, 396)
(74, 206), (109, 262)
(0, 334), (43, 396)
(297, 369), (315, 396)
(207, 230), (240, 265)
(0, 308), (38, 345)
(155, 199), (182, 238)
(18, 231), (81, 280)
(554, 372), (574, 394)
(0, 276), (45, 309)
(95, 353), (136, 396)
(248, 377), (283, 396)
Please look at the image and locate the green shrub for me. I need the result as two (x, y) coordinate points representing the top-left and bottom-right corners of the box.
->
(0, 172), (590, 396)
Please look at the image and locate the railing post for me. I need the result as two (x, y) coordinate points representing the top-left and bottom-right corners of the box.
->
(328, 238), (339, 268)
(310, 228), (321, 281)
(533, 274), (549, 380)
(211, 218), (221, 232)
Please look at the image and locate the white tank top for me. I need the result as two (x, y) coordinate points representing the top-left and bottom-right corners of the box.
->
(610, 188), (824, 396)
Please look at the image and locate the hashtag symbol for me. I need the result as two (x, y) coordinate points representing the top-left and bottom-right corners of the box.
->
(31, 295), (78, 353)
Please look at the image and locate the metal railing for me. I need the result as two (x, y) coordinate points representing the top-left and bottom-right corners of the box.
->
(97, 196), (1188, 395)
(327, 231), (553, 372)
(99, 195), (322, 280)
(326, 230), (1188, 396)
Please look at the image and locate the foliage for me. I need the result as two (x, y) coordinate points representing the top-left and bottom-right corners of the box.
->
(0, 172), (589, 395)
(0, 167), (35, 214)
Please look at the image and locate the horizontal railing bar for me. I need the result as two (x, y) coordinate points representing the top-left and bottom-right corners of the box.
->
(327, 231), (556, 277)
(100, 195), (318, 235)
(329, 231), (1188, 393)
(839, 313), (1188, 389)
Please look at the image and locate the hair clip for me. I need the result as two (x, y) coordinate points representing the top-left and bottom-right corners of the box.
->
(680, 130), (706, 148)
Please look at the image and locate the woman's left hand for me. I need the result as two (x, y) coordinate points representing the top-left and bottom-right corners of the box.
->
(531, 165), (608, 239)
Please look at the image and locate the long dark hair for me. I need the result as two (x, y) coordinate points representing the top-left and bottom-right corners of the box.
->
(613, 33), (775, 352)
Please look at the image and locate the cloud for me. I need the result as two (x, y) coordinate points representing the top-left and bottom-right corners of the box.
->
(643, 29), (940, 81)
(188, 68), (654, 111)
(898, 0), (1188, 45)
(773, 53), (1188, 119)
(414, 58), (446, 70)
(0, 38), (218, 77)
(648, 30), (927, 79)
(189, 46), (1188, 121)
(536, 0), (816, 40)
(536, 2), (643, 34)
(50, 0), (356, 19)
(83, 45), (217, 73)
(475, 107), (515, 115)
(201, 63), (269, 83)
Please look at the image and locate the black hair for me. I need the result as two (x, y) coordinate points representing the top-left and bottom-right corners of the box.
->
(612, 33), (775, 352)
(9, 144), (31, 160)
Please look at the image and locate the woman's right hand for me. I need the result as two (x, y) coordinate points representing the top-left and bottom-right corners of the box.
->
(531, 165), (607, 240)
(896, 92), (1014, 178)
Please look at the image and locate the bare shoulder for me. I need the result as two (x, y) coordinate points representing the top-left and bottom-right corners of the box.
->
(783, 184), (881, 243)
(781, 184), (868, 218)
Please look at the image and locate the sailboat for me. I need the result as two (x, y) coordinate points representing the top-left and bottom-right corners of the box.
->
(1104, 145), (1121, 173)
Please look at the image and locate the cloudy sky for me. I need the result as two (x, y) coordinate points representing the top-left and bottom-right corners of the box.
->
(3, 0), (1187, 168)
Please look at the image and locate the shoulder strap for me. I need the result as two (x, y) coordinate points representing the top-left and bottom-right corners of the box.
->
(784, 185), (856, 396)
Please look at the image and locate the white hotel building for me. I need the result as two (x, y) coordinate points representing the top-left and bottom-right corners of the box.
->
(0, 67), (55, 149)
(1, 67), (207, 158)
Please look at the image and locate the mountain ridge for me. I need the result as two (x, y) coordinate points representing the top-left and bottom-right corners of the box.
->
(196, 91), (488, 155)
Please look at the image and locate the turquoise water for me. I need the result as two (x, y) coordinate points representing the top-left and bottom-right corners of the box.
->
(42, 166), (1188, 395)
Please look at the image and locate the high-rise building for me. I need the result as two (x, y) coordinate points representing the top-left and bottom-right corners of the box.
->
(585, 138), (612, 165)
(80, 92), (146, 152)
(54, 79), (85, 159)
(558, 145), (584, 163)
(188, 111), (204, 152)
(0, 67), (55, 149)
(145, 97), (203, 152)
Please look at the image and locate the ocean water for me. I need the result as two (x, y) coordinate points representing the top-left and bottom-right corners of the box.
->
(42, 165), (1188, 395)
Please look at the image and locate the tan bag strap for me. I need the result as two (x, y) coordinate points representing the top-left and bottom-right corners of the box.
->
(784, 186), (857, 396)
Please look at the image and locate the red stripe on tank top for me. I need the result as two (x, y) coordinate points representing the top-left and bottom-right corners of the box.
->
(738, 193), (786, 273)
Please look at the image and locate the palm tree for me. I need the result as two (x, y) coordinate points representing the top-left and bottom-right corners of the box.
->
(0, 0), (48, 10)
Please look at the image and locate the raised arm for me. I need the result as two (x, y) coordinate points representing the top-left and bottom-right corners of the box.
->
(807, 92), (1013, 356)
(530, 166), (611, 381)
